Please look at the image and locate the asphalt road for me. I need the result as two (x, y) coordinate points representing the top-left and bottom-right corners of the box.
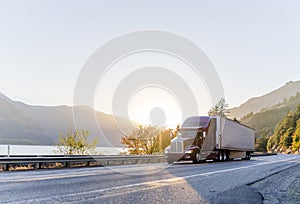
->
(0, 154), (299, 204)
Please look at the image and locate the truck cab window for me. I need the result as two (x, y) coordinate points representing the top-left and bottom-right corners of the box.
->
(177, 130), (197, 138)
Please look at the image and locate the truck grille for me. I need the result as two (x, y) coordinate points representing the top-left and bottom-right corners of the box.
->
(170, 140), (183, 153)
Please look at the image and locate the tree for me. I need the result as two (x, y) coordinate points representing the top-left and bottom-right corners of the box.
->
(280, 127), (294, 147)
(121, 125), (174, 155)
(267, 135), (276, 152)
(208, 98), (230, 116)
(121, 135), (145, 155)
(292, 119), (300, 152)
(55, 129), (98, 155)
(255, 135), (269, 152)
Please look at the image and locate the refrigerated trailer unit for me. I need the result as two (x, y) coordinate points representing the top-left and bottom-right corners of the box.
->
(164, 116), (255, 163)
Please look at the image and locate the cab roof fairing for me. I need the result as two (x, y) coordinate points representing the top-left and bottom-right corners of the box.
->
(181, 116), (211, 129)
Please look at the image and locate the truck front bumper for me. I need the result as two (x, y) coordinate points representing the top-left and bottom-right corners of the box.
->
(165, 153), (184, 162)
(165, 152), (195, 162)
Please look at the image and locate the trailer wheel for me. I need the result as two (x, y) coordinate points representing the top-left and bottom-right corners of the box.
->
(224, 151), (230, 161)
(223, 152), (227, 161)
(245, 152), (251, 160)
(193, 151), (200, 164)
(218, 151), (223, 161)
(224, 151), (233, 161)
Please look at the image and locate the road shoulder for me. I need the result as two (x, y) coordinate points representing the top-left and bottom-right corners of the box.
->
(251, 162), (300, 204)
(210, 185), (263, 204)
(210, 162), (300, 204)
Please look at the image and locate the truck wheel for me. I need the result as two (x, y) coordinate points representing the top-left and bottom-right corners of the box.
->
(245, 152), (251, 160)
(193, 151), (200, 164)
(224, 151), (230, 161)
(218, 151), (223, 162)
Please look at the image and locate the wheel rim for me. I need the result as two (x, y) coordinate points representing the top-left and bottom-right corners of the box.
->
(196, 152), (200, 162)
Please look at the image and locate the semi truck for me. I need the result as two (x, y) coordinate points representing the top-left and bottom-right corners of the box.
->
(165, 116), (255, 164)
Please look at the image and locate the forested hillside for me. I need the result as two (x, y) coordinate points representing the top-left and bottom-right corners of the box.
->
(240, 93), (300, 152)
(267, 103), (300, 153)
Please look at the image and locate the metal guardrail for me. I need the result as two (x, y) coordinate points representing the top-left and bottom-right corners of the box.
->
(0, 153), (278, 171)
(0, 155), (166, 171)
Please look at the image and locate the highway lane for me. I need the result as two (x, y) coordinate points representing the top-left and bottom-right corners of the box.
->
(0, 154), (299, 204)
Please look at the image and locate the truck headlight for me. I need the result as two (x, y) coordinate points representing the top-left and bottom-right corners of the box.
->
(185, 150), (193, 154)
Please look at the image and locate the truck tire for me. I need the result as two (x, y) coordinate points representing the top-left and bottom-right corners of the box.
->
(224, 151), (230, 161)
(219, 150), (230, 161)
(193, 151), (200, 164)
(245, 152), (251, 160)
(218, 151), (224, 162)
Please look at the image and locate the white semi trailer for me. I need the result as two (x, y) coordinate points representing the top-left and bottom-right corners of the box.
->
(165, 116), (255, 163)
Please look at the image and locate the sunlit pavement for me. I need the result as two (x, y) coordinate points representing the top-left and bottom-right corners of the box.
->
(0, 154), (299, 204)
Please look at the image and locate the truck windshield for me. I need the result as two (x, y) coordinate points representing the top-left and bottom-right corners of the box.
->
(177, 130), (197, 138)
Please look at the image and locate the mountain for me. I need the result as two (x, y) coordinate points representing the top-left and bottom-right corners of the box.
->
(228, 81), (300, 119)
(0, 92), (135, 147)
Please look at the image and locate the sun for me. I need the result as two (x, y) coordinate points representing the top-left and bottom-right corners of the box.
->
(128, 86), (182, 128)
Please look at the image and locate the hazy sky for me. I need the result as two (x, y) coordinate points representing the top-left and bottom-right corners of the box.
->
(1, 0), (299, 112)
